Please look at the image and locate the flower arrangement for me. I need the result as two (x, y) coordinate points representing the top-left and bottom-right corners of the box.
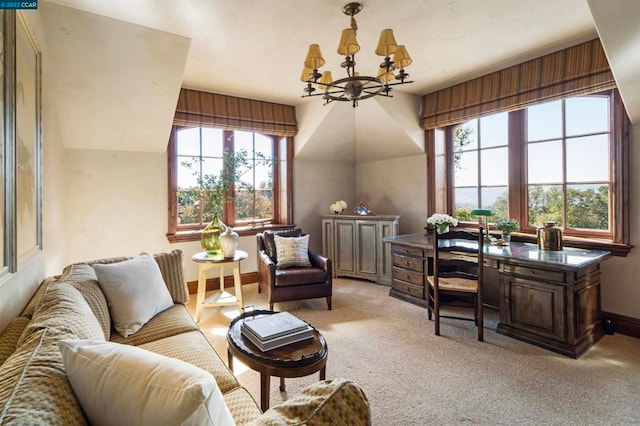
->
(330, 200), (348, 214)
(427, 213), (458, 234)
(495, 218), (519, 234)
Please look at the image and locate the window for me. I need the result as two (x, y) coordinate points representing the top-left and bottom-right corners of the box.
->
(436, 90), (630, 254)
(167, 125), (292, 242)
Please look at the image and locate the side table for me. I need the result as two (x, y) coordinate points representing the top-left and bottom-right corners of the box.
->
(227, 310), (328, 411)
(192, 250), (248, 322)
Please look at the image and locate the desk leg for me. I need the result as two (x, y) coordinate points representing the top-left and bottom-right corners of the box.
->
(195, 265), (207, 322)
(260, 373), (270, 412)
(233, 262), (243, 309)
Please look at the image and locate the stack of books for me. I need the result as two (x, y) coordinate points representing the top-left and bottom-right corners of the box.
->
(241, 311), (314, 352)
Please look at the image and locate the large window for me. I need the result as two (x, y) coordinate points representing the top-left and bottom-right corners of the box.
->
(437, 90), (629, 254)
(167, 125), (291, 241)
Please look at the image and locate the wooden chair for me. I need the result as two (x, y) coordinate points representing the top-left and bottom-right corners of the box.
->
(427, 227), (484, 341)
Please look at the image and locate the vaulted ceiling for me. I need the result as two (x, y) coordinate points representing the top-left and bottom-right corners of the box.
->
(39, 0), (640, 162)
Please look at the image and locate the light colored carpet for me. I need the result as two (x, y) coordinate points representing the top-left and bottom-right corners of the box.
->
(187, 279), (640, 425)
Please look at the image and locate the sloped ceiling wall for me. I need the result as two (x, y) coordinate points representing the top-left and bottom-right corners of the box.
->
(40, 3), (190, 152)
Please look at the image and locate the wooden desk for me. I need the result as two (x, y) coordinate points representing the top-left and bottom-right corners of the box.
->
(192, 250), (248, 322)
(383, 233), (611, 358)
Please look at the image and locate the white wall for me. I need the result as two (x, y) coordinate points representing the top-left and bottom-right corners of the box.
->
(293, 159), (356, 254)
(356, 155), (427, 235)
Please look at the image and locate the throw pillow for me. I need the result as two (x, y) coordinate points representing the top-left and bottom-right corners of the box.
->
(263, 228), (302, 263)
(93, 254), (174, 338)
(58, 340), (235, 426)
(274, 234), (311, 268)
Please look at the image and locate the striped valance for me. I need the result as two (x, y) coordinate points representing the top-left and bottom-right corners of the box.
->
(421, 39), (617, 130)
(174, 89), (298, 136)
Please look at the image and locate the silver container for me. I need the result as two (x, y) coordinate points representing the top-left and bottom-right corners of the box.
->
(537, 221), (563, 251)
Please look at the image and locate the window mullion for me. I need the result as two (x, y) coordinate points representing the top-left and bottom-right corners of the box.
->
(508, 111), (524, 227)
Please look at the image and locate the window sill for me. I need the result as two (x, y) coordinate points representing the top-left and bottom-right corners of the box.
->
(508, 232), (633, 257)
(166, 223), (296, 244)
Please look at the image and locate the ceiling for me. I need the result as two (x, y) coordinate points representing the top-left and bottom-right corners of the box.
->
(38, 0), (640, 160)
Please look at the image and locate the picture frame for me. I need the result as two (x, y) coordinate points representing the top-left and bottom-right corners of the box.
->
(351, 200), (376, 216)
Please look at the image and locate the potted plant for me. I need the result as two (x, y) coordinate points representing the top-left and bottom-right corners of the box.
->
(426, 213), (459, 235)
(494, 219), (519, 245)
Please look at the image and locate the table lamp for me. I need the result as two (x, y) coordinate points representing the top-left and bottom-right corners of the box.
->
(470, 209), (493, 242)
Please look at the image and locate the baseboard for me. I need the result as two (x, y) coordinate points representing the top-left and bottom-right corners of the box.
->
(187, 272), (258, 295)
(602, 311), (640, 339)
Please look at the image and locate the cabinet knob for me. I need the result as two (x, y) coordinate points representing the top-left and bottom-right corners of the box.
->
(529, 270), (536, 276)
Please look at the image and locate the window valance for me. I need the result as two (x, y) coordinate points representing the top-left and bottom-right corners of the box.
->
(421, 38), (616, 130)
(174, 88), (298, 136)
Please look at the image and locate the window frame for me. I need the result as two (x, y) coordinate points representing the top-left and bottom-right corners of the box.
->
(428, 89), (632, 256)
(167, 125), (294, 243)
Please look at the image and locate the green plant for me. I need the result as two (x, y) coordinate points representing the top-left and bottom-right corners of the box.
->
(495, 218), (519, 234)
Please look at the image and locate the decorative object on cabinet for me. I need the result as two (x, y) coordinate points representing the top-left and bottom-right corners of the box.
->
(256, 228), (332, 310)
(494, 218), (519, 246)
(321, 214), (399, 285)
(427, 228), (485, 341)
(329, 200), (348, 214)
(426, 213), (458, 235)
(351, 200), (375, 216)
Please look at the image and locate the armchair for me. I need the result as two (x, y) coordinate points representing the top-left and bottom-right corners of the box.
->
(256, 228), (332, 310)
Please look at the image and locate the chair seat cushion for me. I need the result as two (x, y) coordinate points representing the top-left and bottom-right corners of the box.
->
(275, 267), (327, 287)
(427, 275), (478, 293)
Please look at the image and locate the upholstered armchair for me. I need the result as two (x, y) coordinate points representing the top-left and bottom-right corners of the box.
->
(256, 228), (332, 310)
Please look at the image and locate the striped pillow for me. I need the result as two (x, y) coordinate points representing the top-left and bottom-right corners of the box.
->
(274, 234), (311, 268)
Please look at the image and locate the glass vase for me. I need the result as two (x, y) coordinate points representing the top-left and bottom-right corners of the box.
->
(201, 214), (227, 259)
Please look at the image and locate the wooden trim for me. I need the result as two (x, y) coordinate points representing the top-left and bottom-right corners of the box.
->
(167, 223), (295, 244)
(601, 311), (640, 339)
(167, 128), (178, 235)
(187, 271), (258, 294)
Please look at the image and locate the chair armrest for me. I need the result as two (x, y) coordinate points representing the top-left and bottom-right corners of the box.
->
(309, 251), (329, 271)
(258, 250), (276, 268)
(251, 379), (371, 426)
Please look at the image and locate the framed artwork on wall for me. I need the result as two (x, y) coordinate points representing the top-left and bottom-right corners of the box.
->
(351, 201), (376, 216)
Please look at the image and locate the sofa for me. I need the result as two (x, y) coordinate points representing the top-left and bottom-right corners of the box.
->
(0, 250), (370, 425)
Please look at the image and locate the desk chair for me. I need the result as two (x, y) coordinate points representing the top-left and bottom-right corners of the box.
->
(427, 228), (484, 341)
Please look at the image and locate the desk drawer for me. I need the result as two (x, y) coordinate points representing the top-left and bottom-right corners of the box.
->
(392, 266), (423, 286)
(392, 254), (424, 272)
(392, 279), (424, 299)
(503, 264), (565, 283)
(392, 245), (424, 258)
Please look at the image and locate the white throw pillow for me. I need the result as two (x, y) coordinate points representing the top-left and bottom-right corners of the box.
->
(274, 234), (311, 268)
(93, 254), (174, 338)
(58, 339), (236, 426)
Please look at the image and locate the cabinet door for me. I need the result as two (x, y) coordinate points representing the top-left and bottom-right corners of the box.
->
(321, 219), (334, 260)
(377, 221), (395, 283)
(335, 220), (355, 275)
(356, 221), (378, 277)
(501, 276), (566, 342)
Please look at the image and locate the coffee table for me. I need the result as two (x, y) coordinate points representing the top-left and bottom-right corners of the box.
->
(227, 310), (328, 411)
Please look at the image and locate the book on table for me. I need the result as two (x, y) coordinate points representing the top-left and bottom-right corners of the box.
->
(241, 323), (314, 352)
(240, 311), (314, 352)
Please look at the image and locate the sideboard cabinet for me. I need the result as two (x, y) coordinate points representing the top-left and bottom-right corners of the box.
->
(321, 215), (400, 285)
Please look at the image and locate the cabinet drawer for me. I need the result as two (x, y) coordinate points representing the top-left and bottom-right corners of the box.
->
(503, 264), (565, 283)
(392, 279), (424, 299)
(392, 245), (424, 258)
(392, 254), (424, 272)
(392, 266), (423, 286)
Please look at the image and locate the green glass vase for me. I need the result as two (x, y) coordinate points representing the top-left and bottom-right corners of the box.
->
(201, 214), (227, 259)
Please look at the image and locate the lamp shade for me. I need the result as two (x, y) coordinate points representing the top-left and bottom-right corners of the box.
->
(377, 67), (394, 84)
(300, 66), (313, 83)
(318, 71), (334, 89)
(304, 44), (325, 69)
(337, 28), (360, 56)
(393, 45), (412, 69)
(375, 29), (398, 57)
(470, 209), (494, 216)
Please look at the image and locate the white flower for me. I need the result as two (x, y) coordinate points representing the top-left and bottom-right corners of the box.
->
(426, 213), (458, 227)
(330, 203), (341, 214)
(337, 200), (347, 209)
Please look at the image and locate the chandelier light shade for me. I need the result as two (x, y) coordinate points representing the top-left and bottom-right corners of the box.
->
(300, 2), (414, 108)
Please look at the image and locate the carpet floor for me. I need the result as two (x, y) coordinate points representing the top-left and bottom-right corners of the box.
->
(186, 278), (640, 425)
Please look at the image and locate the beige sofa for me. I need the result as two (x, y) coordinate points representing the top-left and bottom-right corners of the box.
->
(0, 250), (370, 425)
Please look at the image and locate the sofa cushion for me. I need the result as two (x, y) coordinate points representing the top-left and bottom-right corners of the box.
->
(250, 379), (371, 426)
(60, 263), (111, 340)
(274, 234), (311, 268)
(263, 228), (302, 263)
(20, 276), (56, 318)
(18, 282), (105, 348)
(0, 329), (87, 425)
(138, 330), (239, 394)
(224, 387), (263, 426)
(93, 253), (174, 338)
(109, 304), (199, 346)
(59, 339), (235, 426)
(275, 267), (328, 287)
(153, 250), (190, 304)
(0, 316), (30, 366)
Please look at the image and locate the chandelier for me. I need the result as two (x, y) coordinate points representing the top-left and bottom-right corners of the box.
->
(300, 2), (413, 108)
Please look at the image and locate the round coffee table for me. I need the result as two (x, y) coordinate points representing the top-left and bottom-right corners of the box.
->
(227, 310), (328, 411)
